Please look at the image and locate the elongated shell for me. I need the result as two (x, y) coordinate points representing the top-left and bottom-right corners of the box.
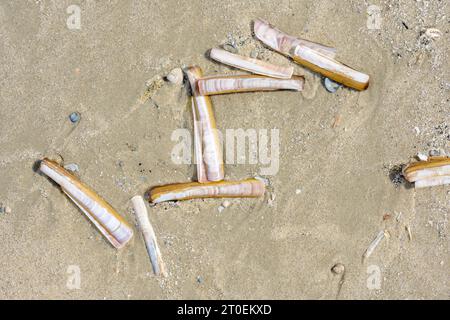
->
(149, 178), (265, 203)
(403, 156), (450, 188)
(186, 66), (224, 182)
(253, 18), (337, 59)
(191, 97), (208, 183)
(40, 158), (133, 249)
(197, 74), (304, 96)
(131, 196), (167, 277)
(292, 45), (369, 91)
(209, 48), (294, 79)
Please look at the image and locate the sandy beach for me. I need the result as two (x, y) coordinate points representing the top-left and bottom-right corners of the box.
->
(0, 0), (448, 299)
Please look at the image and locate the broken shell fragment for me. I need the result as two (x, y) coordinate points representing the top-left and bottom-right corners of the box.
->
(148, 178), (265, 203)
(186, 66), (224, 182)
(323, 77), (341, 93)
(363, 230), (386, 261)
(166, 67), (183, 85)
(292, 45), (369, 91)
(403, 156), (450, 188)
(253, 18), (337, 58)
(197, 74), (304, 96)
(209, 48), (294, 79)
(39, 158), (133, 249)
(131, 195), (167, 277)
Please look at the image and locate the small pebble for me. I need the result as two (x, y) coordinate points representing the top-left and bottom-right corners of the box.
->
(217, 205), (225, 213)
(64, 163), (79, 173)
(166, 68), (183, 85)
(331, 263), (345, 275)
(3, 206), (11, 214)
(416, 153), (428, 161)
(414, 127), (421, 135)
(196, 276), (203, 284)
(69, 112), (80, 123)
(295, 189), (302, 194)
(323, 77), (341, 93)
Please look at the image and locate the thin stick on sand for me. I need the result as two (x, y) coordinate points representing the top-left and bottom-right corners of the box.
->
(131, 195), (167, 277)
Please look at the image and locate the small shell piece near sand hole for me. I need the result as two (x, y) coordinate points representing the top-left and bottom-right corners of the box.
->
(253, 18), (337, 59)
(403, 156), (450, 188)
(292, 45), (369, 91)
(131, 195), (167, 277)
(197, 74), (304, 96)
(209, 48), (294, 79)
(39, 158), (133, 249)
(186, 66), (224, 182)
(363, 230), (387, 261)
(148, 178), (265, 204)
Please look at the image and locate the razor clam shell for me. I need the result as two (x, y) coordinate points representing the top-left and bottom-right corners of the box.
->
(40, 158), (133, 249)
(149, 178), (265, 203)
(191, 97), (208, 183)
(209, 48), (294, 79)
(403, 157), (450, 182)
(197, 75), (304, 96)
(131, 196), (167, 277)
(292, 45), (369, 91)
(414, 176), (450, 188)
(403, 157), (450, 187)
(186, 66), (224, 182)
(253, 18), (337, 59)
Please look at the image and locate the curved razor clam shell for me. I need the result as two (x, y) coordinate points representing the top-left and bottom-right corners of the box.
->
(149, 178), (265, 203)
(209, 48), (294, 79)
(414, 176), (450, 188)
(292, 45), (369, 91)
(40, 158), (133, 249)
(403, 156), (450, 182)
(197, 75), (304, 96)
(253, 18), (336, 59)
(131, 196), (167, 277)
(186, 66), (224, 182)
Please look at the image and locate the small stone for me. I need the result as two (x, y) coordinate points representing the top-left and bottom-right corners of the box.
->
(69, 112), (80, 123)
(64, 163), (79, 173)
(323, 77), (341, 93)
(217, 205), (225, 213)
(166, 68), (183, 85)
(331, 263), (345, 275)
(416, 153), (428, 161)
(4, 206), (11, 214)
(414, 127), (421, 135)
(222, 44), (238, 54)
(196, 276), (203, 284)
(295, 189), (302, 194)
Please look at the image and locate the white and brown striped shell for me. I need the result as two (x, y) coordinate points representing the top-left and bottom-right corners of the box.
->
(197, 74), (304, 96)
(40, 158), (133, 249)
(209, 48), (294, 79)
